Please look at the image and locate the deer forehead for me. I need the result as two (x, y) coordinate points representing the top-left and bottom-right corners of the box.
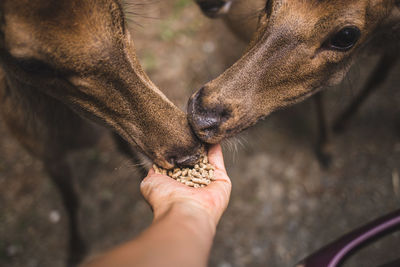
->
(271, 0), (381, 34)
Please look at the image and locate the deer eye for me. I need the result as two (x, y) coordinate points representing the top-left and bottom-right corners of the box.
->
(326, 26), (361, 51)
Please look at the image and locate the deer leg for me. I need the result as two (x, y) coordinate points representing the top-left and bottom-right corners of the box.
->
(333, 53), (398, 133)
(44, 159), (87, 267)
(314, 92), (332, 168)
(112, 132), (148, 177)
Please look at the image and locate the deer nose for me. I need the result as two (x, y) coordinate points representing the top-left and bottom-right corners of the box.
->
(188, 87), (230, 142)
(175, 154), (201, 166)
(165, 143), (203, 168)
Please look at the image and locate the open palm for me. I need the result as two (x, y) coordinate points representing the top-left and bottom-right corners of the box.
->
(141, 145), (231, 225)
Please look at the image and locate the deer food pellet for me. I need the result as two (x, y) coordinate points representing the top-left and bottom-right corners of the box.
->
(153, 155), (216, 188)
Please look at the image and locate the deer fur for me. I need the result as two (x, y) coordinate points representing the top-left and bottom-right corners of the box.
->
(195, 0), (263, 41)
(189, 0), (399, 144)
(0, 0), (202, 265)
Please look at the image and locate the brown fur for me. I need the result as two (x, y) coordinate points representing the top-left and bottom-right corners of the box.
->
(195, 0), (264, 41)
(189, 0), (399, 144)
(0, 0), (202, 169)
(0, 0), (202, 265)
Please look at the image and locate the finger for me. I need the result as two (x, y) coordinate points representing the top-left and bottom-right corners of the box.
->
(141, 168), (156, 184)
(207, 170), (231, 192)
(204, 175), (232, 218)
(141, 172), (175, 189)
(208, 144), (226, 172)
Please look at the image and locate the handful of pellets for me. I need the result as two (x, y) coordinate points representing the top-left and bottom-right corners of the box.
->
(153, 155), (216, 188)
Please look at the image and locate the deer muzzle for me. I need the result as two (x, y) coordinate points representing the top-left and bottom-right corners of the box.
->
(187, 87), (232, 144)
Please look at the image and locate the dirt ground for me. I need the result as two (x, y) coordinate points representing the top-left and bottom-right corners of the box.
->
(1, 1), (399, 267)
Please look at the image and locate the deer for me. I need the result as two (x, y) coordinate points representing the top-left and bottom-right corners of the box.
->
(188, 0), (399, 155)
(195, 0), (337, 165)
(0, 0), (203, 265)
(194, 0), (399, 166)
(195, 0), (262, 42)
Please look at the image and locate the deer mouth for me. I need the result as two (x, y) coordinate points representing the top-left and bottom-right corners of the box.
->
(188, 88), (238, 144)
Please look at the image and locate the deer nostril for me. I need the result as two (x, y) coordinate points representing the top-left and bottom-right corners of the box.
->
(192, 114), (220, 131)
(166, 143), (202, 168)
(175, 153), (201, 167)
(188, 87), (230, 141)
(190, 113), (221, 142)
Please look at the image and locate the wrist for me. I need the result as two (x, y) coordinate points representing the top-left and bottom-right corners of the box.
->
(153, 202), (217, 238)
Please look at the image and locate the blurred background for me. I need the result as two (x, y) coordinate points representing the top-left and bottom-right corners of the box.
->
(0, 1), (399, 266)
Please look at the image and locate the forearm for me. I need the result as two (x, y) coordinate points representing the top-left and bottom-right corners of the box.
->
(82, 204), (216, 267)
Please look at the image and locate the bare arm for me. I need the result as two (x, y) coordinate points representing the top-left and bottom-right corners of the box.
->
(82, 145), (231, 267)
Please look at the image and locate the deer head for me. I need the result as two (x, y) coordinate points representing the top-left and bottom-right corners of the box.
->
(189, 0), (398, 143)
(0, 0), (202, 169)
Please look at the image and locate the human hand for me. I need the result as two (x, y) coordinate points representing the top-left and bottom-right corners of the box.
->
(141, 144), (231, 229)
